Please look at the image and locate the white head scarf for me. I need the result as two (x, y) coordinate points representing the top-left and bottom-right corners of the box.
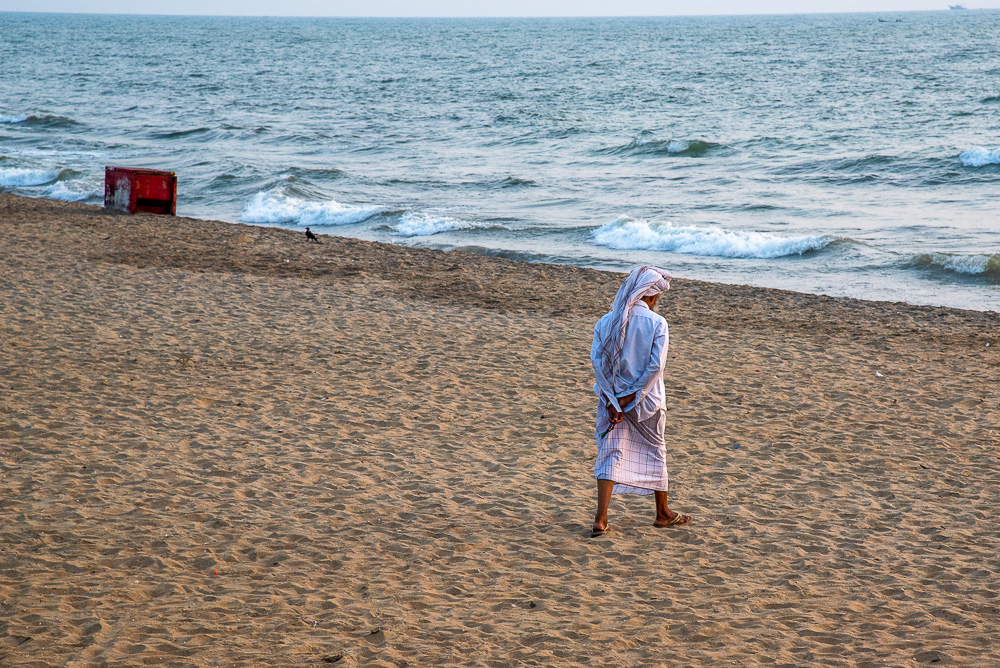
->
(599, 265), (672, 401)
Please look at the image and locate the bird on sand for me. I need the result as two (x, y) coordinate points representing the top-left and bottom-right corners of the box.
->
(305, 227), (320, 243)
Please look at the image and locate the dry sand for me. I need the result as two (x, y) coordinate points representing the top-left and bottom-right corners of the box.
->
(2, 192), (999, 666)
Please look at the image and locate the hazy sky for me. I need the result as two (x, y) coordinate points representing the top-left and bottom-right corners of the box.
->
(2, 0), (998, 16)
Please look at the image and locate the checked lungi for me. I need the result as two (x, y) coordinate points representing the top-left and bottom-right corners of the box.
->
(594, 405), (669, 495)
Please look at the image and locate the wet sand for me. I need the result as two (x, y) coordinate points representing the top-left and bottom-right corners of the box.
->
(2, 192), (999, 666)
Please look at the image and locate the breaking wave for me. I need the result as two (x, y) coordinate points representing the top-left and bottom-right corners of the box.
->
(597, 137), (721, 157)
(44, 180), (98, 201)
(906, 253), (1000, 280)
(0, 166), (61, 187)
(395, 212), (496, 237)
(591, 216), (836, 258)
(959, 146), (1000, 167)
(240, 191), (382, 227)
(0, 113), (80, 128)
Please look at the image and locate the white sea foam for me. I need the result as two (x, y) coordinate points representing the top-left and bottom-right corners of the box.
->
(592, 216), (834, 258)
(0, 114), (28, 124)
(394, 212), (487, 237)
(44, 180), (96, 202)
(959, 146), (1000, 167)
(240, 191), (381, 226)
(0, 166), (58, 187)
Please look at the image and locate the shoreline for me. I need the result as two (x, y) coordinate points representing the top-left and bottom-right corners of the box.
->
(3, 192), (999, 665)
(7, 193), (1000, 324)
(8, 187), (1000, 313)
(122, 206), (1000, 316)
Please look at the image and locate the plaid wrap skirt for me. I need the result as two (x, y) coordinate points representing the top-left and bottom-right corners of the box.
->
(594, 405), (669, 495)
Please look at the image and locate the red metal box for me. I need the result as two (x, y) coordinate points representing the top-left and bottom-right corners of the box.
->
(104, 166), (177, 215)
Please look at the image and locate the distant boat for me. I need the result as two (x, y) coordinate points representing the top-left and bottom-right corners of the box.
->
(949, 4), (968, 9)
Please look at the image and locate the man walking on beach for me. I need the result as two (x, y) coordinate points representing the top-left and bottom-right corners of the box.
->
(590, 265), (691, 535)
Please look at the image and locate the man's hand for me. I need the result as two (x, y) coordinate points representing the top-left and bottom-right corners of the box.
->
(606, 392), (636, 425)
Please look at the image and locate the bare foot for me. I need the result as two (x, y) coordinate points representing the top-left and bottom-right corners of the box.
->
(592, 518), (609, 535)
(654, 511), (691, 527)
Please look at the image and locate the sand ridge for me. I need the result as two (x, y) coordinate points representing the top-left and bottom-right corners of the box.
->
(1, 194), (999, 666)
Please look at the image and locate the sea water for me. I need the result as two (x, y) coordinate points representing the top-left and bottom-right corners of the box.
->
(1, 11), (998, 310)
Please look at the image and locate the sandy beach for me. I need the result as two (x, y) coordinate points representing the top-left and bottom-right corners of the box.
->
(2, 192), (999, 666)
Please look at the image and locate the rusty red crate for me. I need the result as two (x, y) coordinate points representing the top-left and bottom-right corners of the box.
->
(104, 166), (176, 215)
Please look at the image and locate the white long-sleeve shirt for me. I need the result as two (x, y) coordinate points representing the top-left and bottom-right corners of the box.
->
(590, 300), (669, 422)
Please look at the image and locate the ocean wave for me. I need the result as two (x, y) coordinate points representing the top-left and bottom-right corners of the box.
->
(283, 166), (345, 179)
(591, 216), (836, 259)
(906, 253), (1000, 279)
(259, 178), (332, 202)
(0, 113), (80, 128)
(148, 127), (213, 139)
(240, 192), (382, 227)
(394, 212), (493, 237)
(468, 176), (539, 189)
(981, 95), (1000, 104)
(44, 180), (98, 202)
(831, 154), (899, 172)
(499, 176), (538, 188)
(208, 162), (267, 188)
(0, 166), (60, 187)
(221, 123), (270, 136)
(597, 137), (721, 157)
(959, 146), (1000, 167)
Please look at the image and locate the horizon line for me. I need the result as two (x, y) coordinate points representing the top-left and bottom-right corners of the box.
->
(1, 7), (995, 19)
